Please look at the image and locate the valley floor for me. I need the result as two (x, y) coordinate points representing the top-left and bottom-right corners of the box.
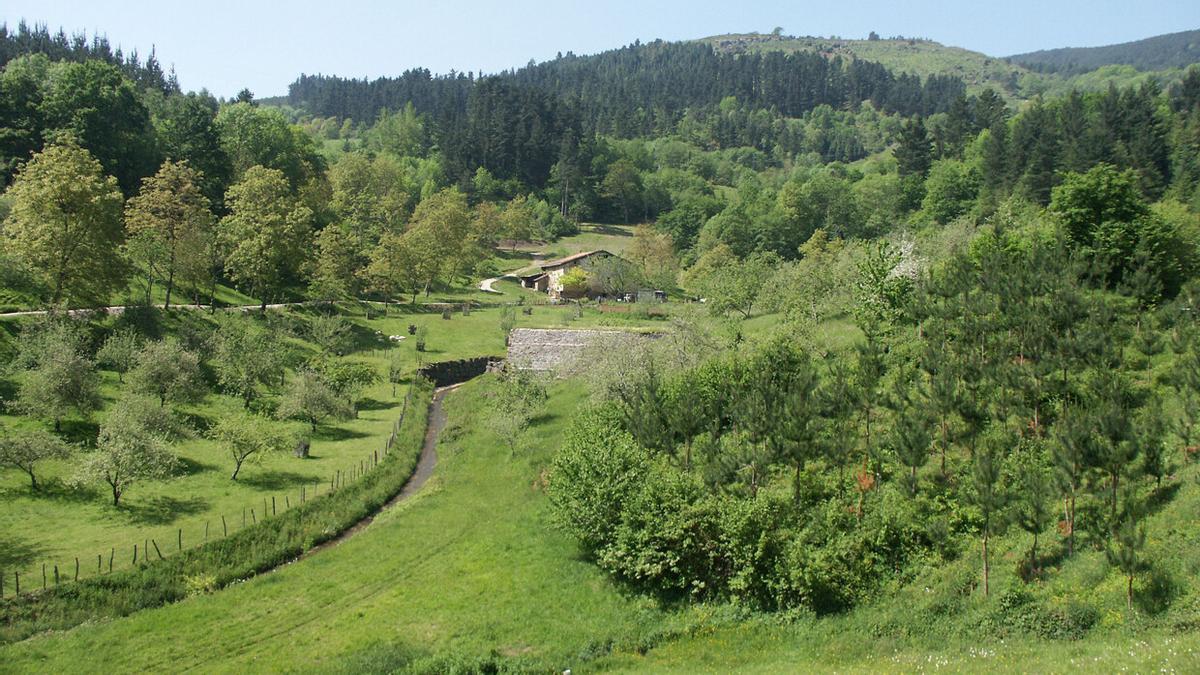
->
(3, 375), (1199, 673)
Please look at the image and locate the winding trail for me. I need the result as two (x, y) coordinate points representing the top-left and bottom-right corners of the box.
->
(479, 275), (515, 294)
(298, 382), (463, 559)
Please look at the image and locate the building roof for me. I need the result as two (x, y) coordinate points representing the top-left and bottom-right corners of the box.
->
(539, 250), (610, 270)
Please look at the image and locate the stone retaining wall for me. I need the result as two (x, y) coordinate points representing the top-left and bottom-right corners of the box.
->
(506, 328), (656, 373)
(417, 356), (503, 387)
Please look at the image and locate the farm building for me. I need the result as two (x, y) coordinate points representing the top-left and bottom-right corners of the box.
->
(518, 250), (618, 299)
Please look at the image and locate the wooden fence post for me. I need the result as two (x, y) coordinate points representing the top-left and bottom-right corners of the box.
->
(53, 565), (59, 586)
(15, 571), (19, 595)
(251, 508), (256, 524)
(109, 548), (114, 573)
(178, 529), (183, 552)
(133, 544), (138, 565)
(152, 539), (164, 560)
(222, 515), (228, 537)
(98, 554), (102, 575)
(205, 521), (210, 541)
(285, 495), (290, 509)
(272, 496), (276, 515)
(42, 564), (46, 589)
(74, 557), (79, 582)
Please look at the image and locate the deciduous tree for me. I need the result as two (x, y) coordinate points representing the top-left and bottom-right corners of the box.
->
(219, 166), (313, 309)
(0, 426), (72, 490)
(2, 140), (127, 306)
(124, 160), (215, 309)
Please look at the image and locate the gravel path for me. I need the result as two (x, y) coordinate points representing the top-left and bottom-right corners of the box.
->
(297, 382), (463, 559)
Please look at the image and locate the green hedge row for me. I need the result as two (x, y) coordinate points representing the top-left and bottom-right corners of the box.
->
(0, 379), (433, 645)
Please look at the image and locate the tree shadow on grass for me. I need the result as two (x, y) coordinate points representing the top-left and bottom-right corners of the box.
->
(0, 534), (46, 569)
(356, 397), (395, 412)
(0, 378), (16, 413)
(346, 322), (388, 353)
(313, 426), (369, 442)
(585, 223), (633, 237)
(120, 494), (210, 526)
(174, 455), (221, 478)
(33, 479), (99, 504)
(238, 470), (315, 491)
(59, 419), (100, 446)
(179, 411), (216, 435)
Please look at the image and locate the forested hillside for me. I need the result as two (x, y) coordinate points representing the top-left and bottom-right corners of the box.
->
(1010, 28), (1200, 74)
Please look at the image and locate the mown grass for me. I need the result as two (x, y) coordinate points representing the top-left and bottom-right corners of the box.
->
(0, 297), (693, 597)
(0, 377), (675, 671)
(0, 306), (415, 586)
(5, 364), (1200, 672)
(0, 377), (432, 645)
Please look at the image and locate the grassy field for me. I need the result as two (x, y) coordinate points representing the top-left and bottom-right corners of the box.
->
(0, 377), (677, 671)
(696, 33), (1034, 97)
(5, 291), (1199, 671)
(0, 296), (698, 592)
(5, 356), (1200, 672)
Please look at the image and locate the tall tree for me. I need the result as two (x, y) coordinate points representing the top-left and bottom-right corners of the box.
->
(37, 59), (158, 194)
(219, 166), (313, 309)
(894, 115), (933, 178)
(2, 140), (127, 306)
(124, 160), (215, 309)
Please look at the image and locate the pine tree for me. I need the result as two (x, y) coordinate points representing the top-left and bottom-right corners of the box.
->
(895, 116), (933, 178)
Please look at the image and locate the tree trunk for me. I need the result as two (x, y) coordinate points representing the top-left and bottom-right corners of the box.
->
(25, 468), (39, 491)
(1127, 574), (1134, 611)
(231, 459), (244, 481)
(1068, 492), (1076, 557)
(111, 482), (121, 506)
(982, 531), (990, 597)
(164, 266), (175, 310)
(1110, 472), (1120, 533)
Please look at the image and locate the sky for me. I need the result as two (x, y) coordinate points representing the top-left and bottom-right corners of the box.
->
(4, 0), (1199, 98)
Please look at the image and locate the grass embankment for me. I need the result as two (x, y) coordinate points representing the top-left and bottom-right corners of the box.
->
(0, 376), (431, 644)
(0, 378), (676, 671)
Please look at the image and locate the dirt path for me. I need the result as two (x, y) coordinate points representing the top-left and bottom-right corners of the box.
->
(298, 382), (463, 559)
(479, 275), (514, 294)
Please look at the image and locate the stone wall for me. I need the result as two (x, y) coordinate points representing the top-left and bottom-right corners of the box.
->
(417, 356), (502, 387)
(506, 328), (655, 373)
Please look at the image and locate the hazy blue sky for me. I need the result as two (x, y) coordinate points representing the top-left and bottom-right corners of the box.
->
(4, 1), (1199, 97)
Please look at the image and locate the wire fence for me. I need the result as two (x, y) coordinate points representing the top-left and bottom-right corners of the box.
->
(0, 383), (418, 600)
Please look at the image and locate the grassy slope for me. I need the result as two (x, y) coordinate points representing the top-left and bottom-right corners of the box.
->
(696, 34), (1033, 97)
(0, 379), (674, 672)
(6, 299), (1200, 671)
(0, 297), (679, 592)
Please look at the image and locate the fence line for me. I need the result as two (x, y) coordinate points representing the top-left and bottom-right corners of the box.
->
(0, 381), (421, 600)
